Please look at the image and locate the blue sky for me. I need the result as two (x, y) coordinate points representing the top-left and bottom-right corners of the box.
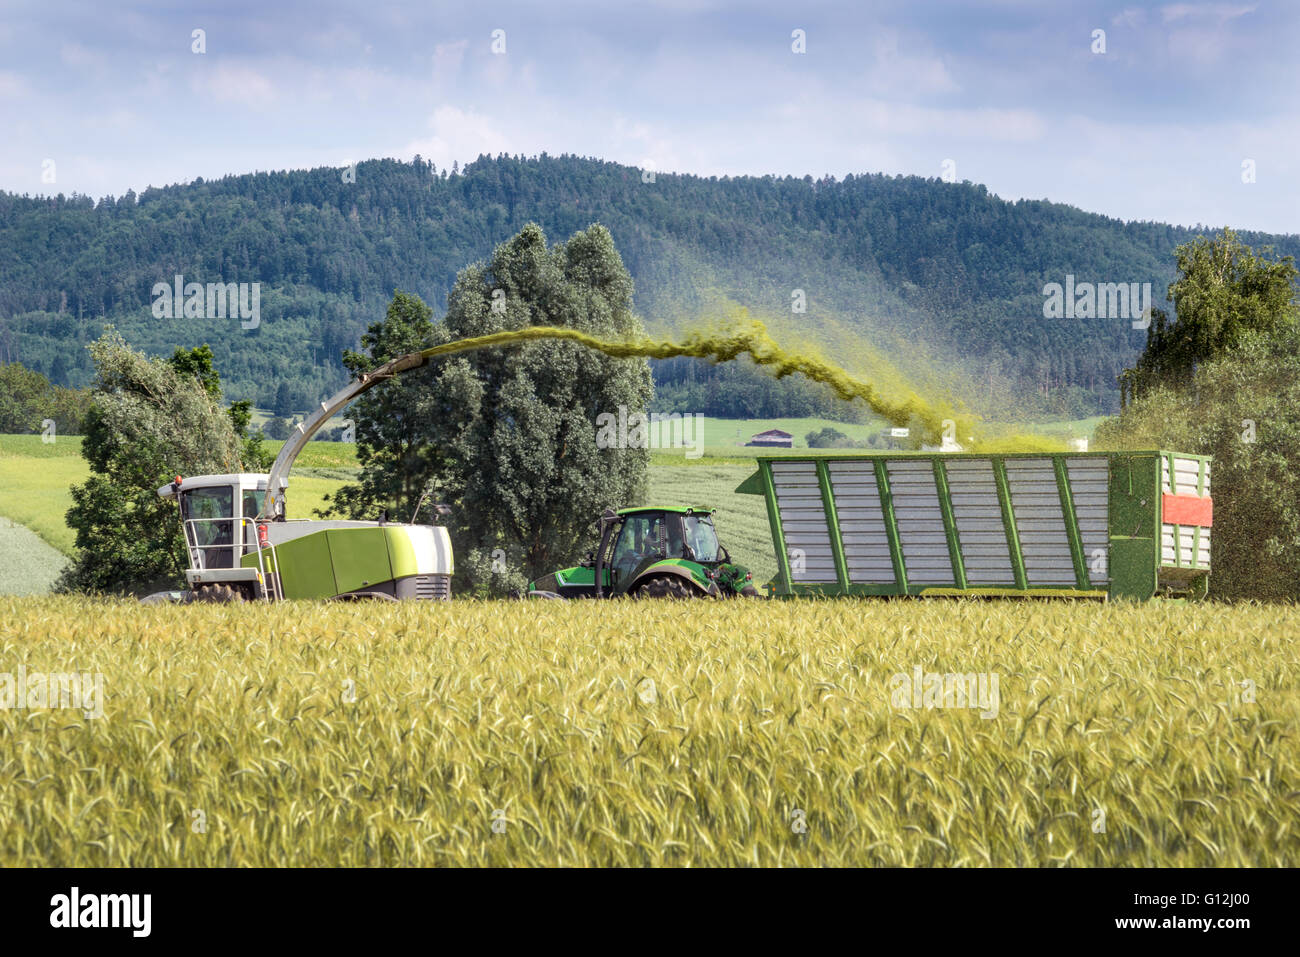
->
(3, 0), (1297, 232)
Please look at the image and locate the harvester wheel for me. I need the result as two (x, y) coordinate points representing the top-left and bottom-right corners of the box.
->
(635, 575), (702, 599)
(191, 584), (243, 604)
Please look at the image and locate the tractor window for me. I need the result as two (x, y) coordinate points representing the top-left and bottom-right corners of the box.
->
(180, 486), (234, 569)
(684, 514), (720, 562)
(610, 514), (672, 583)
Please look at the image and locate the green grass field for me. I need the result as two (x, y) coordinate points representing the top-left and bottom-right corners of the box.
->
(0, 596), (1293, 866)
(0, 435), (88, 554)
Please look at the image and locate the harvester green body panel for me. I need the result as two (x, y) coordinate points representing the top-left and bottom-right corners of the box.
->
(264, 532), (338, 600)
(327, 529), (393, 595)
(242, 525), (450, 600)
(738, 451), (1211, 601)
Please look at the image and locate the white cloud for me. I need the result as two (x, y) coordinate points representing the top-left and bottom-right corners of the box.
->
(863, 31), (959, 98)
(61, 42), (106, 69)
(852, 100), (1045, 142)
(303, 65), (394, 104)
(1161, 4), (1257, 24)
(609, 115), (683, 175)
(432, 40), (468, 90)
(1161, 4), (1257, 66)
(1165, 27), (1229, 63)
(193, 63), (277, 105)
(82, 108), (139, 132)
(0, 71), (28, 98)
(303, 24), (366, 53)
(403, 106), (512, 169)
(995, 110), (1300, 231)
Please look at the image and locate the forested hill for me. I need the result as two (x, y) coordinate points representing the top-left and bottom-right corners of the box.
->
(2, 154), (1296, 419)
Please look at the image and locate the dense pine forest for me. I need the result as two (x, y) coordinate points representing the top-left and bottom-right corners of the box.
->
(2, 154), (1296, 419)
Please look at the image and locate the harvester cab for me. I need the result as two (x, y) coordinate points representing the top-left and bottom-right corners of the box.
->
(160, 473), (284, 572)
(158, 471), (454, 603)
(526, 506), (760, 599)
(153, 343), (466, 603)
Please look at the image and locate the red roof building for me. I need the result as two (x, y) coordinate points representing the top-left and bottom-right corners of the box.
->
(746, 429), (794, 448)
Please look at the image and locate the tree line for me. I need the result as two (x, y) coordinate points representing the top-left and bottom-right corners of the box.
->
(0, 361), (92, 435)
(7, 154), (1298, 420)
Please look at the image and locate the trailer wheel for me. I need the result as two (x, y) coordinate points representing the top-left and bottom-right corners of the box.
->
(634, 575), (704, 599)
(190, 584), (243, 604)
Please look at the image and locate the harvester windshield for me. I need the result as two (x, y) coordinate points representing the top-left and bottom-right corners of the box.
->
(179, 485), (235, 569)
(242, 489), (266, 521)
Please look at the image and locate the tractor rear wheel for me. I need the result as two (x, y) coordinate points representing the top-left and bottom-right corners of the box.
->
(740, 584), (762, 597)
(635, 575), (703, 599)
(190, 584), (244, 603)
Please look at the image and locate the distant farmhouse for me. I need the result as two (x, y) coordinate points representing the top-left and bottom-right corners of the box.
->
(746, 428), (794, 448)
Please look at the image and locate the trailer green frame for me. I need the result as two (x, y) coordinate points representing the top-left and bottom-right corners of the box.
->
(737, 450), (1211, 601)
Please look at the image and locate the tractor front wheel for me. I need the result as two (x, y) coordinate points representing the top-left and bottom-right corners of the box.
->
(190, 584), (244, 603)
(635, 575), (704, 599)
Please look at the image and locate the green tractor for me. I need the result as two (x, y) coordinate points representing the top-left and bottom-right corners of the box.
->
(525, 506), (760, 599)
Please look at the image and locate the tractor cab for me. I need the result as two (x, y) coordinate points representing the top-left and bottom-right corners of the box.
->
(526, 506), (759, 599)
(606, 508), (722, 584)
(157, 473), (285, 571)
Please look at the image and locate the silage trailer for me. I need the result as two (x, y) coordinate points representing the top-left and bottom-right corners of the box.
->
(736, 450), (1212, 600)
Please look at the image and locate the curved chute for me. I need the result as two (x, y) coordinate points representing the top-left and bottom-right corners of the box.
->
(261, 320), (952, 518)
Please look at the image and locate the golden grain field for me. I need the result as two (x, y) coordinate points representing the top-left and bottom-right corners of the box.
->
(0, 596), (1295, 867)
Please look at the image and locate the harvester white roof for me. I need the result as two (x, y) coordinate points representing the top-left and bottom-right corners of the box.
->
(156, 473), (288, 499)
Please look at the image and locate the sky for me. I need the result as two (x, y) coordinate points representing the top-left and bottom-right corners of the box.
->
(2, 0), (1297, 233)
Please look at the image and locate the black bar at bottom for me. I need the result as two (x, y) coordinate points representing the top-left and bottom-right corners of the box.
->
(1, 866), (1287, 946)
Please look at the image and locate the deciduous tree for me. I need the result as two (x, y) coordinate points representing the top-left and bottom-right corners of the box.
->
(58, 333), (250, 594)
(328, 224), (654, 593)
